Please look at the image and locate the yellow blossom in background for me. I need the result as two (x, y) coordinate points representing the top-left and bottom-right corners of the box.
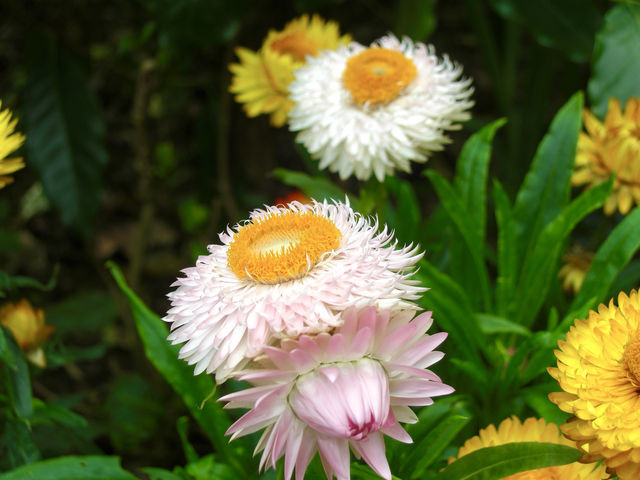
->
(573, 97), (640, 215)
(229, 14), (351, 127)
(0, 299), (55, 368)
(0, 101), (26, 189)
(558, 245), (594, 295)
(549, 290), (640, 479)
(450, 416), (609, 479)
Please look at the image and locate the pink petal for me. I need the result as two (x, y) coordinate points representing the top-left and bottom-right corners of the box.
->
(382, 422), (412, 444)
(284, 418), (305, 480)
(346, 326), (374, 360)
(317, 436), (350, 480)
(351, 432), (391, 480)
(385, 363), (442, 382)
(393, 332), (447, 365)
(295, 429), (317, 480)
(226, 387), (287, 438)
(290, 348), (317, 373)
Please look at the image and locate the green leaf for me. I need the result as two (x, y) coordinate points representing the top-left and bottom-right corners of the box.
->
(0, 267), (58, 298)
(490, 0), (602, 62)
(185, 455), (236, 480)
(0, 456), (138, 480)
(106, 262), (245, 476)
(425, 170), (492, 311)
(408, 414), (470, 477)
(476, 314), (530, 336)
(383, 176), (421, 243)
(2, 329), (33, 420)
(416, 261), (486, 362)
(570, 208), (640, 313)
(24, 36), (107, 233)
(139, 468), (184, 480)
(588, 4), (640, 117)
(512, 92), (583, 276)
(0, 326), (16, 369)
(493, 180), (517, 316)
(514, 179), (611, 326)
(393, 0), (438, 41)
(521, 383), (570, 425)
(273, 168), (346, 202)
(454, 118), (507, 243)
(435, 442), (582, 480)
(46, 290), (117, 335)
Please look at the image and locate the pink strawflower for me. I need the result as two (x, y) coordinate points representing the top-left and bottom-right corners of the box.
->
(220, 306), (453, 480)
(164, 199), (424, 382)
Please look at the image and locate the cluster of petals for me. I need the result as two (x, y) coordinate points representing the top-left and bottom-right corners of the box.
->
(0, 100), (26, 189)
(549, 289), (640, 479)
(229, 14), (351, 127)
(573, 97), (640, 215)
(287, 35), (474, 181)
(164, 199), (424, 382)
(220, 306), (453, 480)
(451, 416), (608, 479)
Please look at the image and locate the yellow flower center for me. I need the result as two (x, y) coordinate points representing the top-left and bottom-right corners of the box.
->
(269, 31), (318, 61)
(624, 332), (640, 386)
(227, 210), (341, 284)
(342, 47), (417, 106)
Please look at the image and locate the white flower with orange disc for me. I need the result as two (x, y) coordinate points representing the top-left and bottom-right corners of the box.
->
(164, 199), (424, 382)
(287, 35), (474, 181)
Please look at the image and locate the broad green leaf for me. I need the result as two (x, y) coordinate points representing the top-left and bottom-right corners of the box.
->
(512, 92), (583, 277)
(521, 383), (570, 425)
(588, 4), (640, 118)
(514, 178), (611, 326)
(106, 262), (245, 476)
(24, 36), (107, 233)
(435, 442), (582, 480)
(0, 326), (16, 369)
(383, 176), (421, 243)
(476, 314), (530, 336)
(1, 419), (40, 470)
(0, 267), (58, 298)
(609, 259), (640, 298)
(570, 208), (640, 313)
(425, 170), (492, 311)
(409, 414), (470, 478)
(0, 456), (137, 480)
(416, 261), (486, 362)
(176, 417), (199, 464)
(350, 462), (402, 480)
(46, 290), (117, 335)
(273, 168), (346, 202)
(493, 180), (517, 317)
(490, 0), (602, 62)
(185, 455), (236, 480)
(393, 0), (438, 41)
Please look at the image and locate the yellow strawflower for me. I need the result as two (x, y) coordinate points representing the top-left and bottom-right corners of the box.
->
(450, 416), (609, 479)
(0, 101), (26, 189)
(229, 14), (351, 127)
(549, 290), (640, 479)
(0, 299), (55, 368)
(573, 97), (640, 215)
(558, 245), (593, 295)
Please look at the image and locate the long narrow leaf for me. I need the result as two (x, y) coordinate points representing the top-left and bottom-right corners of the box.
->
(512, 92), (583, 280)
(425, 170), (492, 311)
(515, 179), (611, 326)
(493, 180), (517, 316)
(106, 262), (245, 475)
(435, 442), (582, 480)
(570, 207), (640, 312)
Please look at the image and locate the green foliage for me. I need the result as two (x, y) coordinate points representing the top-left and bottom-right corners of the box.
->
(0, 267), (58, 298)
(106, 262), (248, 477)
(0, 456), (138, 480)
(24, 36), (107, 234)
(435, 442), (582, 480)
(272, 168), (346, 202)
(490, 0), (602, 62)
(588, 3), (640, 117)
(393, 0), (438, 41)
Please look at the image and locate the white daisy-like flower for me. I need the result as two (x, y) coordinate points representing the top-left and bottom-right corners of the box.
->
(164, 199), (424, 382)
(287, 35), (474, 182)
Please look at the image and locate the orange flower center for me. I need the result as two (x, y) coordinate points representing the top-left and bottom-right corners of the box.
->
(624, 332), (640, 386)
(269, 31), (318, 61)
(342, 47), (417, 105)
(227, 210), (341, 284)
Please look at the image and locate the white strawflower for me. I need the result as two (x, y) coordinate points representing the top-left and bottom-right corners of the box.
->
(164, 199), (424, 382)
(287, 35), (474, 181)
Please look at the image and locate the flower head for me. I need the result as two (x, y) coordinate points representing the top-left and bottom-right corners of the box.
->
(287, 35), (474, 181)
(229, 14), (351, 127)
(0, 299), (55, 367)
(0, 101), (26, 189)
(549, 290), (640, 479)
(164, 199), (424, 382)
(450, 416), (609, 479)
(220, 306), (453, 480)
(573, 97), (640, 215)
(558, 245), (593, 295)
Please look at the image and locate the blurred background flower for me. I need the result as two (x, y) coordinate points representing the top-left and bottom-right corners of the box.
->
(0, 299), (54, 368)
(0, 101), (26, 189)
